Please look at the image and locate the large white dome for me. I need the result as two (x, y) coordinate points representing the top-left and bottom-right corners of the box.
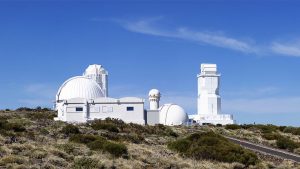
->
(159, 104), (188, 126)
(56, 76), (104, 101)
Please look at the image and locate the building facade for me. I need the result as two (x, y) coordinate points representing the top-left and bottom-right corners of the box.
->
(189, 64), (235, 125)
(54, 63), (233, 125)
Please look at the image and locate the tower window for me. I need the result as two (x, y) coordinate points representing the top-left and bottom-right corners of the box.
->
(126, 107), (134, 111)
(76, 107), (83, 112)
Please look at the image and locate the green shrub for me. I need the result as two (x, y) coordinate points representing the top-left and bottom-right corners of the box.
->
(25, 112), (55, 120)
(168, 138), (191, 154)
(91, 119), (119, 133)
(262, 133), (282, 140)
(61, 124), (80, 136)
(283, 127), (300, 135)
(254, 124), (278, 133)
(216, 124), (222, 127)
(69, 134), (128, 158)
(0, 155), (26, 165)
(276, 137), (299, 151)
(103, 141), (128, 158)
(72, 157), (100, 169)
(225, 124), (241, 130)
(87, 139), (106, 151)
(165, 128), (178, 137)
(278, 126), (287, 132)
(0, 119), (26, 133)
(56, 143), (77, 154)
(168, 131), (259, 166)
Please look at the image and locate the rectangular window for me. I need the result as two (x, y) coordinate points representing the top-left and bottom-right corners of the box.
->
(127, 106), (134, 111)
(76, 107), (83, 112)
(102, 106), (107, 113)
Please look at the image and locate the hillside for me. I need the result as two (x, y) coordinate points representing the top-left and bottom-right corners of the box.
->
(0, 108), (300, 169)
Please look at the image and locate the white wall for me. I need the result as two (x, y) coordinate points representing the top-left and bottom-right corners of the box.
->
(56, 97), (145, 124)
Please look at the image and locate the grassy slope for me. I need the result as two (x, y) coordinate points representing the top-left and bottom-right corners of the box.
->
(0, 110), (299, 169)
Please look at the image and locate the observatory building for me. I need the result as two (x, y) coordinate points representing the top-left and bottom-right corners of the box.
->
(54, 63), (233, 125)
(189, 64), (235, 125)
(54, 64), (189, 125)
(147, 89), (189, 126)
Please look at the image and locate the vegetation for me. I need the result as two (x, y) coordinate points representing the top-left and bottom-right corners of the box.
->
(61, 124), (81, 136)
(168, 131), (259, 166)
(70, 134), (128, 158)
(0, 108), (300, 168)
(276, 137), (300, 151)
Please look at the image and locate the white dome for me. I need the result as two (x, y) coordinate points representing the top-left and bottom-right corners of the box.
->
(159, 104), (188, 126)
(56, 76), (104, 101)
(149, 89), (160, 97)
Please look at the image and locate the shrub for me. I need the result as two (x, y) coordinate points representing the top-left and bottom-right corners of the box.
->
(276, 137), (299, 151)
(87, 139), (106, 151)
(16, 107), (33, 111)
(283, 127), (300, 135)
(216, 124), (222, 127)
(29, 149), (48, 159)
(254, 124), (278, 133)
(0, 119), (26, 133)
(278, 126), (287, 132)
(225, 124), (241, 130)
(168, 131), (259, 166)
(168, 138), (191, 154)
(69, 134), (128, 158)
(91, 119), (119, 133)
(165, 128), (178, 137)
(25, 112), (55, 120)
(48, 156), (68, 167)
(61, 124), (80, 136)
(0, 155), (26, 165)
(56, 143), (77, 154)
(103, 141), (128, 158)
(72, 157), (100, 169)
(51, 149), (73, 161)
(262, 133), (282, 140)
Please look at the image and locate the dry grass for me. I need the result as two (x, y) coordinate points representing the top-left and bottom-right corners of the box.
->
(0, 110), (300, 168)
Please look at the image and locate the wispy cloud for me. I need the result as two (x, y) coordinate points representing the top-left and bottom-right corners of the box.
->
(121, 18), (258, 54)
(271, 41), (300, 57)
(94, 17), (300, 58)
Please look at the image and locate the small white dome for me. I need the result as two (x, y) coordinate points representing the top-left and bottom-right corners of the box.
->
(159, 104), (188, 126)
(56, 76), (104, 101)
(149, 89), (160, 97)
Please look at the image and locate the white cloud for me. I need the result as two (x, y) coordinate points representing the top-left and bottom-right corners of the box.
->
(122, 18), (258, 54)
(271, 41), (300, 57)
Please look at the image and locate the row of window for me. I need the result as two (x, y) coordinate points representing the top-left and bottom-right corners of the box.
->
(75, 106), (134, 112)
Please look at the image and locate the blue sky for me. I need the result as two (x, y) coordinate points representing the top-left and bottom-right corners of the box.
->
(0, 1), (300, 126)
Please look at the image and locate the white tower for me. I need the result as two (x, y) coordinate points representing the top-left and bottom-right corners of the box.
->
(83, 64), (108, 97)
(149, 89), (160, 110)
(197, 64), (221, 115)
